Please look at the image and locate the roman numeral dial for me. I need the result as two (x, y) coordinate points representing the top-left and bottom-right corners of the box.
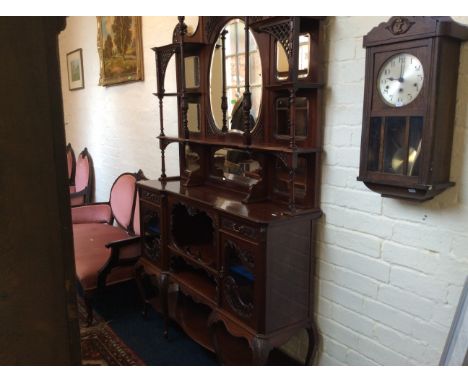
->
(377, 53), (424, 107)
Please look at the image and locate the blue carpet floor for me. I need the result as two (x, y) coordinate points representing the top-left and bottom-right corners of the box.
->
(91, 280), (218, 366)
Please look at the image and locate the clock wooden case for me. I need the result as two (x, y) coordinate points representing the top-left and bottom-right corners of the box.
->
(134, 16), (325, 365)
(358, 16), (468, 201)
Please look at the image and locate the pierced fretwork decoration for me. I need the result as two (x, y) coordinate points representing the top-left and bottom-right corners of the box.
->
(223, 276), (254, 318)
(143, 211), (161, 262)
(205, 17), (223, 41)
(258, 19), (293, 60)
(225, 240), (254, 272)
(154, 45), (177, 94)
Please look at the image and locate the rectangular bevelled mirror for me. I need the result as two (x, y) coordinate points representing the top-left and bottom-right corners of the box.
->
(187, 102), (200, 132)
(275, 97), (308, 137)
(185, 144), (200, 172)
(273, 155), (308, 199)
(184, 56), (200, 89)
(211, 148), (262, 186)
(276, 42), (289, 81)
(275, 34), (310, 81)
(298, 34), (310, 78)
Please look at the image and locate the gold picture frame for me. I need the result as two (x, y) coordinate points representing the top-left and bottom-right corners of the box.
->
(97, 16), (144, 86)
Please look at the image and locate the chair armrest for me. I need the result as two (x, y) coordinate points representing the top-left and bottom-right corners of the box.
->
(70, 187), (87, 198)
(71, 203), (112, 224)
(105, 236), (141, 249)
(70, 187), (88, 206)
(97, 235), (141, 289)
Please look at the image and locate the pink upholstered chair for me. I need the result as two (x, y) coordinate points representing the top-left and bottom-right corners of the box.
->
(66, 143), (76, 186)
(70, 147), (94, 206)
(72, 170), (146, 325)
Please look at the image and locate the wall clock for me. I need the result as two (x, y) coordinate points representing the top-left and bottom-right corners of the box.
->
(358, 16), (468, 201)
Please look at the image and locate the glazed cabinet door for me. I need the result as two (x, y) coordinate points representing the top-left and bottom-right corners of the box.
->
(220, 232), (264, 331)
(140, 200), (163, 267)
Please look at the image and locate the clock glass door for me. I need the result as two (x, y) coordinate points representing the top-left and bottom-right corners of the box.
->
(367, 116), (423, 177)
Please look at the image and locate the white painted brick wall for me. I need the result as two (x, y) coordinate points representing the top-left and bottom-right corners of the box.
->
(60, 16), (468, 365)
(309, 16), (468, 365)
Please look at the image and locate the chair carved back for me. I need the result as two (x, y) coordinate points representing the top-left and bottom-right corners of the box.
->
(74, 148), (94, 203)
(66, 143), (76, 185)
(109, 170), (147, 234)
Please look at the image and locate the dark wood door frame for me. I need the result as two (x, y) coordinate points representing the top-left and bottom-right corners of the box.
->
(0, 16), (81, 365)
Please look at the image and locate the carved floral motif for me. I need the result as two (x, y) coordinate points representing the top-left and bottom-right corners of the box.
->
(386, 17), (415, 35)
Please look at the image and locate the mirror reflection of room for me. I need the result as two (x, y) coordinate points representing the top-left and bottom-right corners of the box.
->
(276, 34), (310, 81)
(185, 145), (200, 172)
(212, 148), (262, 186)
(276, 97), (309, 137)
(210, 18), (262, 132)
(184, 56), (200, 89)
(187, 102), (200, 132)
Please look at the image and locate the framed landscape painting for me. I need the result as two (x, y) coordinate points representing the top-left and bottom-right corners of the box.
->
(66, 48), (84, 90)
(97, 16), (144, 86)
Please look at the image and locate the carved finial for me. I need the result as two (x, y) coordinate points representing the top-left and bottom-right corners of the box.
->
(178, 16), (187, 36)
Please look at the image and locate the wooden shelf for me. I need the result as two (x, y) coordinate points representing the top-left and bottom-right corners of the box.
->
(153, 92), (178, 97)
(158, 135), (321, 154)
(265, 82), (325, 91)
(171, 269), (217, 307)
(175, 294), (215, 352)
(168, 243), (217, 276)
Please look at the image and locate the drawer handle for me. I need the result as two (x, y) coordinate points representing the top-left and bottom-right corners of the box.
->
(232, 224), (242, 232)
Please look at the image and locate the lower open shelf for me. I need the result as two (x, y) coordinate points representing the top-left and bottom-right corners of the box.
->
(172, 293), (214, 352)
(171, 268), (217, 306)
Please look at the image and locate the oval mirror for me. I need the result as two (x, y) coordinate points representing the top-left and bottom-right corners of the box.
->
(209, 18), (262, 132)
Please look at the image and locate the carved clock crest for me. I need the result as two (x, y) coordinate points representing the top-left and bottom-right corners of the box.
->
(386, 17), (415, 35)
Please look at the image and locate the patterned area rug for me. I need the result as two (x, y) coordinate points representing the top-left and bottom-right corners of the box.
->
(78, 297), (145, 366)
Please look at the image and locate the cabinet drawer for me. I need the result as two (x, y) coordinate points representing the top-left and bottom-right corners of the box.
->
(220, 217), (265, 242)
(140, 187), (161, 205)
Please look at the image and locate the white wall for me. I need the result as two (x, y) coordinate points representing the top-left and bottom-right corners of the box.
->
(59, 16), (197, 201)
(59, 16), (468, 365)
(307, 16), (468, 366)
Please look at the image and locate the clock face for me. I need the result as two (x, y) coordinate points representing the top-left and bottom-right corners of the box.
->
(377, 53), (424, 107)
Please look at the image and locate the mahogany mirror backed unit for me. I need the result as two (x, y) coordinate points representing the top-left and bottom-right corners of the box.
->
(135, 16), (326, 365)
